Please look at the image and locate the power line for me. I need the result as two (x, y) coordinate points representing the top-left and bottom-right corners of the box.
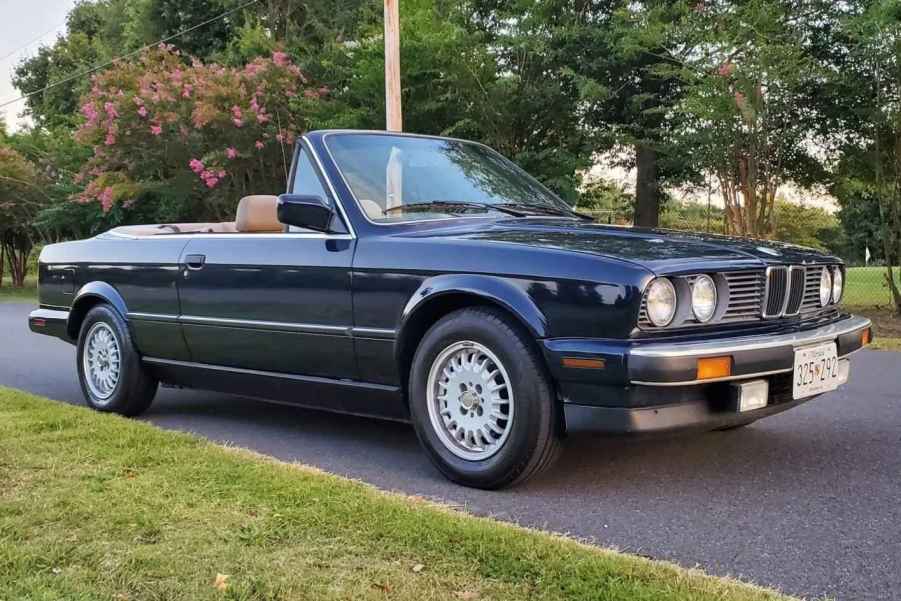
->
(0, 18), (69, 65)
(0, 0), (259, 111)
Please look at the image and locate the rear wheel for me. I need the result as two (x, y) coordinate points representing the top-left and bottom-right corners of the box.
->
(76, 304), (158, 417)
(409, 307), (560, 489)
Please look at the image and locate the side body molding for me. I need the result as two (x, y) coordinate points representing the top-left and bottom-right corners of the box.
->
(399, 273), (549, 341)
(67, 281), (129, 338)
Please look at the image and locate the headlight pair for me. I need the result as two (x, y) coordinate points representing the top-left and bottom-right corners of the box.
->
(819, 266), (844, 307)
(645, 275), (717, 327)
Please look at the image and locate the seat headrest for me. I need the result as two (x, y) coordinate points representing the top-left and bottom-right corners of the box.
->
(235, 195), (283, 233)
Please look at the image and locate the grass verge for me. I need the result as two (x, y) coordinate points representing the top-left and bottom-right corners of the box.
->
(0, 276), (36, 303)
(0, 386), (792, 601)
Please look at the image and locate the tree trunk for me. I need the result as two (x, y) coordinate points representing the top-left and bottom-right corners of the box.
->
(0, 243), (5, 288)
(3, 240), (31, 288)
(634, 144), (659, 228)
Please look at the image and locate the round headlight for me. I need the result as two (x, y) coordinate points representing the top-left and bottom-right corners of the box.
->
(831, 267), (843, 304)
(819, 267), (833, 307)
(646, 278), (677, 326)
(691, 274), (718, 322)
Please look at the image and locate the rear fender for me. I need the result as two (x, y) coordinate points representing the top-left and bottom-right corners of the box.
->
(67, 282), (129, 339)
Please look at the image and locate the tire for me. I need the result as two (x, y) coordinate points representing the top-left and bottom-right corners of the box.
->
(76, 304), (158, 417)
(409, 307), (561, 489)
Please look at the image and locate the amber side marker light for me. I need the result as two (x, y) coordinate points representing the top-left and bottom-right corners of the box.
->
(562, 357), (606, 370)
(861, 328), (872, 346)
(697, 356), (732, 381)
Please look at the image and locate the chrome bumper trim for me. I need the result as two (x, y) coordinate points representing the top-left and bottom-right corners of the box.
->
(629, 315), (871, 359)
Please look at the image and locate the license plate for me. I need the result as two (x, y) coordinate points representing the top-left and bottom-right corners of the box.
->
(792, 342), (841, 400)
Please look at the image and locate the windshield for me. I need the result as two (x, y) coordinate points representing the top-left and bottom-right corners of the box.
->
(324, 133), (575, 223)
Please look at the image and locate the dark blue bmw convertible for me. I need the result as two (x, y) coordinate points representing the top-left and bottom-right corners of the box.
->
(29, 130), (872, 488)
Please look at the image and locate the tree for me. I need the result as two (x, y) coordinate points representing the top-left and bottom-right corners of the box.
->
(74, 46), (318, 221)
(0, 147), (47, 287)
(671, 0), (825, 238)
(815, 0), (901, 312)
(551, 0), (696, 226)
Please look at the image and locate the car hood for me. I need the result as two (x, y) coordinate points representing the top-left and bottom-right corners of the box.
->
(399, 218), (837, 274)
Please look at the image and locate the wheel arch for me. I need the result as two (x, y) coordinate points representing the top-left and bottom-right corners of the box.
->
(395, 274), (550, 402)
(67, 282), (129, 340)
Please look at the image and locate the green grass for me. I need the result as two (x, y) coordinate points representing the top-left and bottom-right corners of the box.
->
(843, 267), (898, 306)
(0, 387), (793, 601)
(0, 276), (36, 303)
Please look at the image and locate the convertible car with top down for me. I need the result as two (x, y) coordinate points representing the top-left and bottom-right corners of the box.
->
(29, 130), (873, 489)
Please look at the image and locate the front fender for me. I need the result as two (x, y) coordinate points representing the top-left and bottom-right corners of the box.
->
(399, 273), (548, 339)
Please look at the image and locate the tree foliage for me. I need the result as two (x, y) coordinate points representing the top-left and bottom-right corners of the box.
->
(74, 45), (314, 220)
(0, 147), (47, 287)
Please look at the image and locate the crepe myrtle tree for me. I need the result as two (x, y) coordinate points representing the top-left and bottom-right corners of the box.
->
(0, 147), (48, 287)
(671, 0), (824, 238)
(75, 45), (324, 221)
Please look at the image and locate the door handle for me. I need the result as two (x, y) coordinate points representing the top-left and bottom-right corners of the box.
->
(185, 254), (206, 270)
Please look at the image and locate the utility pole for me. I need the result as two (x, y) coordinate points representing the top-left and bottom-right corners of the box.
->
(384, 0), (402, 131)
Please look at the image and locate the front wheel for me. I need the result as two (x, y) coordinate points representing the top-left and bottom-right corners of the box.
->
(409, 307), (561, 489)
(76, 304), (158, 417)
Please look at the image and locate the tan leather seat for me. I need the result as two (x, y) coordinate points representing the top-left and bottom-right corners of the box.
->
(235, 195), (283, 233)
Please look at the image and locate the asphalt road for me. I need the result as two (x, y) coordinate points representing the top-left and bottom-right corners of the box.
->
(2, 303), (899, 600)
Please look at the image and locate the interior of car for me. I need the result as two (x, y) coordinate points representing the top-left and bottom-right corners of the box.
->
(108, 195), (286, 237)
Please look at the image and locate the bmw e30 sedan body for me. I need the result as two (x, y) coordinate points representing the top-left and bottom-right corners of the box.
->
(30, 130), (873, 489)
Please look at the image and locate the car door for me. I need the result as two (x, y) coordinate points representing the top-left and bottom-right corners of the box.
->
(176, 144), (357, 380)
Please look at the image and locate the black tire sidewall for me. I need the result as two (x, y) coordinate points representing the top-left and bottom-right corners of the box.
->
(409, 309), (555, 488)
(76, 304), (150, 414)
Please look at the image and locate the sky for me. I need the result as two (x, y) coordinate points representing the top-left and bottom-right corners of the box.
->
(0, 0), (77, 131)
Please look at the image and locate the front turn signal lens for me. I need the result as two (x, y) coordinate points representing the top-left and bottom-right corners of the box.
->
(697, 356), (733, 381)
(861, 329), (871, 346)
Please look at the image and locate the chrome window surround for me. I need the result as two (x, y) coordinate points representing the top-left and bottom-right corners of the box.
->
(321, 130), (576, 228)
(638, 264), (843, 330)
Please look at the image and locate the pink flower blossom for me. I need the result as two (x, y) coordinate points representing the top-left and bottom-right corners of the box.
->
(255, 140), (264, 150)
(181, 84), (193, 98)
(231, 105), (243, 119)
(150, 123), (163, 136)
(82, 103), (99, 123)
(189, 159), (205, 174)
(205, 177), (219, 188)
(226, 147), (238, 159)
(232, 118), (243, 128)
(99, 187), (115, 212)
(103, 102), (118, 119)
(218, 170), (226, 178)
(272, 51), (289, 67)
(105, 132), (117, 146)
(138, 106), (148, 118)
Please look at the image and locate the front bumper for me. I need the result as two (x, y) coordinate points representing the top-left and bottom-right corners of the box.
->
(543, 314), (873, 434)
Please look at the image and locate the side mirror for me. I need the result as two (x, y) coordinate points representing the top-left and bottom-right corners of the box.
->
(277, 194), (333, 232)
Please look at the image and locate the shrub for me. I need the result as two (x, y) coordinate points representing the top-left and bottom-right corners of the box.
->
(75, 45), (322, 221)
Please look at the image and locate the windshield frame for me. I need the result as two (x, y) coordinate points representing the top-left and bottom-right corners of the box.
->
(321, 131), (576, 227)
